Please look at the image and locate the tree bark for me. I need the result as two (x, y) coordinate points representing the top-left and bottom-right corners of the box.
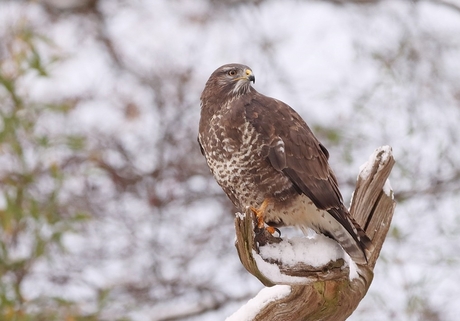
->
(230, 146), (396, 321)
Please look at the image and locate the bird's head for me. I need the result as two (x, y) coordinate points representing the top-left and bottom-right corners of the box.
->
(202, 64), (255, 103)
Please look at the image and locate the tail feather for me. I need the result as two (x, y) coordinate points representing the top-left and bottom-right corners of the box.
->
(306, 208), (373, 265)
(324, 222), (370, 265)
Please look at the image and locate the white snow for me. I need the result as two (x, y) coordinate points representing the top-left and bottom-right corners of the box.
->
(257, 235), (359, 281)
(343, 252), (359, 280)
(253, 250), (310, 285)
(259, 236), (344, 268)
(383, 179), (393, 199)
(358, 145), (393, 181)
(225, 285), (291, 321)
(235, 211), (246, 221)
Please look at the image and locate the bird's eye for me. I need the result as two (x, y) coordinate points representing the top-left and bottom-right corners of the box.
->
(228, 70), (237, 76)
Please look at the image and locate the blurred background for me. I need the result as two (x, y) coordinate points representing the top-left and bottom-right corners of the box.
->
(0, 0), (460, 320)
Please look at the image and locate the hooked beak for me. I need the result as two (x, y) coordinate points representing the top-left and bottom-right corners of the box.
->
(245, 68), (255, 83)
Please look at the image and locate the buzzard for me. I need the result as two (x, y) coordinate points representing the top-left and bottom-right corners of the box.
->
(198, 63), (372, 264)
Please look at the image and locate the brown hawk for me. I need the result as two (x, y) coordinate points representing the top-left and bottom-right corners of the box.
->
(198, 63), (372, 264)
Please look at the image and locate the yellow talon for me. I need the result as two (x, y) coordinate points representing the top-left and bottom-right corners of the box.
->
(250, 199), (272, 231)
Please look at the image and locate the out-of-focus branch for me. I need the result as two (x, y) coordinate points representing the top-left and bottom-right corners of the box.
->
(424, 0), (460, 14)
(316, 0), (381, 4)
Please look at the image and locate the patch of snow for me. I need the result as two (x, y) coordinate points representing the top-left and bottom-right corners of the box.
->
(253, 251), (310, 285)
(358, 159), (373, 182)
(257, 234), (358, 280)
(358, 145), (393, 180)
(225, 285), (291, 321)
(343, 252), (359, 280)
(235, 211), (246, 221)
(378, 145), (392, 164)
(259, 235), (344, 268)
(383, 179), (393, 199)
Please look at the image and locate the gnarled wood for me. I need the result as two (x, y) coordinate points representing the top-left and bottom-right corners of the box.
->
(230, 146), (395, 321)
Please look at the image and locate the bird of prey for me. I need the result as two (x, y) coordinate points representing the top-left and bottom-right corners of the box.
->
(198, 63), (372, 264)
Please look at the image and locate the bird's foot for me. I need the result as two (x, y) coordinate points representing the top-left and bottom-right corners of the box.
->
(266, 226), (281, 236)
(250, 199), (281, 237)
(253, 222), (282, 247)
(250, 199), (271, 229)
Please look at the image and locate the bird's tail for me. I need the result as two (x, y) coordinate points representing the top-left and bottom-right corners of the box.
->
(304, 207), (373, 265)
(327, 208), (373, 265)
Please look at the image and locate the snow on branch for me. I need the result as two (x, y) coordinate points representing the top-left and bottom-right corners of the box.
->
(228, 146), (396, 321)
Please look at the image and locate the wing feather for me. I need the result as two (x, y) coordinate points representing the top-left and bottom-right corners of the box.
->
(245, 93), (341, 208)
(244, 92), (367, 252)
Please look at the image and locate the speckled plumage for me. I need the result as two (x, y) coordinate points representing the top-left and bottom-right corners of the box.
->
(198, 63), (372, 264)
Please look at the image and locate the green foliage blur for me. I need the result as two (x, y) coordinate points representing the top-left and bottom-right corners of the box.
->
(0, 25), (104, 321)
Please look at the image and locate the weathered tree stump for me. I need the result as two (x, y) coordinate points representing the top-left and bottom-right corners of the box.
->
(228, 146), (396, 321)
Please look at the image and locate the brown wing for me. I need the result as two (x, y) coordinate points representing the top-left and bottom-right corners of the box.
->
(244, 92), (342, 207)
(243, 91), (363, 244)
